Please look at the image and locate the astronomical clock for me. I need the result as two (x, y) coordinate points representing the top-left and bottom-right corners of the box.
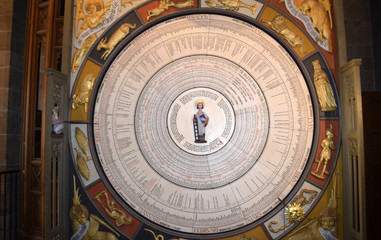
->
(68, 0), (341, 239)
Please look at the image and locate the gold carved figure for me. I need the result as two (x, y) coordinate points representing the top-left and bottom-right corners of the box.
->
(94, 190), (133, 227)
(72, 73), (95, 113)
(312, 124), (335, 180)
(70, 176), (120, 240)
(269, 189), (318, 233)
(312, 60), (337, 111)
(261, 14), (306, 54)
(75, 127), (91, 160)
(299, 0), (333, 52)
(75, 147), (90, 180)
(97, 23), (137, 60)
(288, 176), (338, 240)
(147, 0), (194, 20)
(205, 0), (258, 14)
(72, 0), (113, 72)
(288, 208), (338, 240)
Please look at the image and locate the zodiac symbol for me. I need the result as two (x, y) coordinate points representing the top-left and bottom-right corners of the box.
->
(205, 0), (258, 14)
(147, 0), (194, 20)
(97, 23), (137, 60)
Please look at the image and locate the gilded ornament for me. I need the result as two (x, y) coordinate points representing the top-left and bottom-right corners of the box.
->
(269, 189), (317, 233)
(288, 176), (338, 239)
(75, 147), (90, 180)
(299, 0), (333, 52)
(144, 229), (164, 240)
(94, 190), (132, 226)
(97, 23), (137, 60)
(72, 0), (113, 72)
(70, 176), (120, 240)
(261, 14), (306, 54)
(205, 0), (258, 14)
(72, 73), (95, 113)
(285, 203), (305, 223)
(147, 0), (194, 20)
(312, 124), (335, 179)
(75, 127), (91, 160)
(312, 60), (337, 111)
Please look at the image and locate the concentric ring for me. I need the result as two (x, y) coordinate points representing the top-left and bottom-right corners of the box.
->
(134, 55), (269, 189)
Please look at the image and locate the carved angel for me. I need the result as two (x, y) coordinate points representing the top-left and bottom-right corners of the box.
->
(72, 0), (113, 72)
(299, 0), (333, 52)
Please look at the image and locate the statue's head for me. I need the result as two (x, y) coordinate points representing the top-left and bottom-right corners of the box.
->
(299, 1), (311, 14)
(326, 124), (334, 138)
(85, 0), (104, 14)
(274, 14), (286, 25)
(70, 204), (89, 225)
(318, 207), (336, 231)
(195, 99), (205, 109)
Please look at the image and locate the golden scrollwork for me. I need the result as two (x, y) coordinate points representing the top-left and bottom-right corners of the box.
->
(72, 73), (95, 113)
(144, 228), (188, 240)
(97, 23), (137, 60)
(94, 190), (133, 227)
(147, 0), (194, 20)
(269, 189), (318, 233)
(312, 60), (337, 112)
(205, 0), (258, 14)
(312, 124), (335, 179)
(144, 229), (165, 240)
(72, 0), (113, 72)
(70, 176), (120, 240)
(299, 0), (333, 52)
(261, 14), (306, 54)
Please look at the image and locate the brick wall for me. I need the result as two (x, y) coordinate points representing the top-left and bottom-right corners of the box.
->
(343, 0), (376, 91)
(0, 0), (15, 169)
(0, 0), (27, 170)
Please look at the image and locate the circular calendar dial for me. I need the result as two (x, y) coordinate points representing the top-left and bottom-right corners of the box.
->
(92, 14), (314, 235)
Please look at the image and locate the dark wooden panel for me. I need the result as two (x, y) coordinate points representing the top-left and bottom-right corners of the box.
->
(362, 91), (381, 238)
